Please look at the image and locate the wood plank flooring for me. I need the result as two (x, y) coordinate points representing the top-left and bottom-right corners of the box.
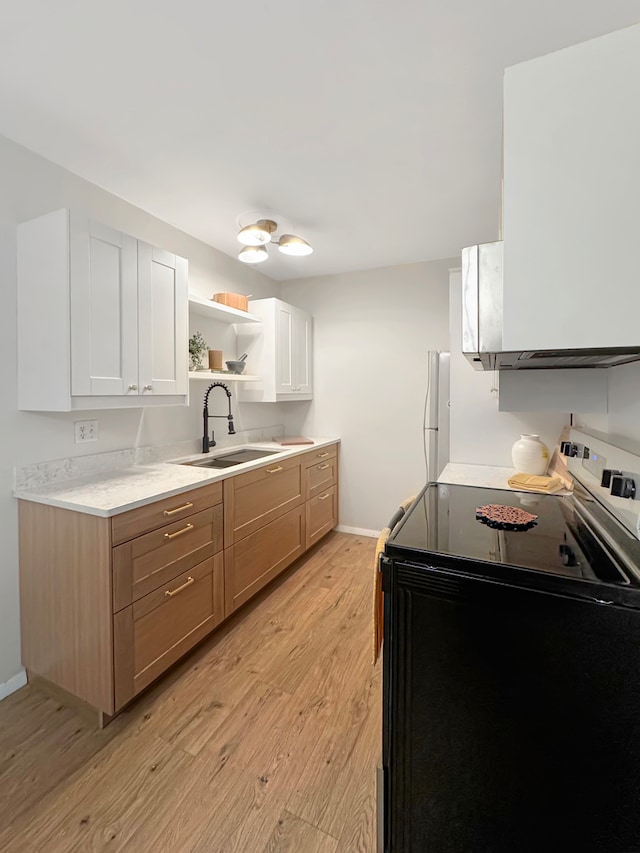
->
(0, 532), (380, 852)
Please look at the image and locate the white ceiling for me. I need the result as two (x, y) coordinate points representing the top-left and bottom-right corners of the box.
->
(0, 1), (638, 280)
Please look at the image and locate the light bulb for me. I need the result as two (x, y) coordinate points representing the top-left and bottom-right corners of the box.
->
(238, 245), (268, 264)
(237, 219), (277, 246)
(278, 234), (313, 256)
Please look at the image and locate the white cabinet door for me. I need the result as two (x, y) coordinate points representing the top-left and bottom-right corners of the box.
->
(70, 213), (139, 396)
(275, 301), (296, 395)
(236, 297), (313, 402)
(138, 244), (188, 396)
(503, 24), (640, 351)
(293, 307), (313, 395)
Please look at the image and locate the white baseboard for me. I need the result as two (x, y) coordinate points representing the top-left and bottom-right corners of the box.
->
(336, 525), (380, 539)
(0, 669), (27, 701)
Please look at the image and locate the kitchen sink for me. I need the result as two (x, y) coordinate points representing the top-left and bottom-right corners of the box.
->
(180, 448), (281, 469)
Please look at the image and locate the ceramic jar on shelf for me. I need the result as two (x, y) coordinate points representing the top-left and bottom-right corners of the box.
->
(511, 434), (549, 475)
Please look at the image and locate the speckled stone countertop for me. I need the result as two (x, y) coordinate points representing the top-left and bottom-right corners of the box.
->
(14, 438), (340, 517)
(438, 462), (572, 495)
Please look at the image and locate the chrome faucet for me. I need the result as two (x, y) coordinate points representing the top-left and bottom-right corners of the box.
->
(202, 382), (236, 453)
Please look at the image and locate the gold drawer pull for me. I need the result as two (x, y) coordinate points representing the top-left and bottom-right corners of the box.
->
(164, 523), (194, 540)
(318, 452), (330, 458)
(165, 576), (195, 597)
(163, 501), (194, 516)
(318, 493), (331, 501)
(317, 463), (330, 470)
(266, 466), (283, 474)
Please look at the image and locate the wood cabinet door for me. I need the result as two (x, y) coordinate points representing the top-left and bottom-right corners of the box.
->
(137, 244), (188, 396)
(305, 456), (338, 500)
(69, 212), (139, 397)
(112, 504), (223, 612)
(113, 553), (223, 710)
(306, 485), (338, 549)
(224, 455), (303, 545)
(224, 505), (305, 616)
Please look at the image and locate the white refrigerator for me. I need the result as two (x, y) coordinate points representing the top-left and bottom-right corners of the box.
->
(423, 351), (450, 482)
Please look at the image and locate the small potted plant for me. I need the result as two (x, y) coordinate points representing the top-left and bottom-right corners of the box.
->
(188, 331), (208, 370)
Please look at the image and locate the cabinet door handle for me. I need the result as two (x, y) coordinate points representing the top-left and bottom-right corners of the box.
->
(128, 384), (138, 391)
(164, 523), (194, 540)
(318, 493), (330, 501)
(318, 463), (330, 470)
(266, 466), (283, 474)
(143, 384), (153, 391)
(163, 502), (194, 516)
(318, 452), (330, 458)
(165, 576), (195, 597)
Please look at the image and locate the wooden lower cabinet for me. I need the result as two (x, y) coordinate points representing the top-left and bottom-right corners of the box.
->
(306, 484), (338, 549)
(19, 443), (339, 721)
(224, 505), (306, 616)
(114, 553), (224, 710)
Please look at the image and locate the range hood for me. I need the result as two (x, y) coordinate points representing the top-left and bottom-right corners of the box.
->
(462, 242), (640, 370)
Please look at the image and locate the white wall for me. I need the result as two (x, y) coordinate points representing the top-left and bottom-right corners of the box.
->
(0, 135), (281, 689)
(575, 360), (640, 440)
(449, 270), (568, 465)
(280, 260), (452, 533)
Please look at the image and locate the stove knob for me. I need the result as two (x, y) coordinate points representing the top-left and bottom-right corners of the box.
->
(559, 544), (577, 567)
(610, 475), (636, 499)
(561, 442), (578, 457)
(601, 469), (622, 488)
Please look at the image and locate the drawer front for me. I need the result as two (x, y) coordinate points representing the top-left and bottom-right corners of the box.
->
(305, 456), (338, 500)
(224, 455), (303, 545)
(112, 482), (223, 546)
(112, 505), (223, 612)
(303, 444), (338, 468)
(113, 553), (223, 710)
(225, 505), (305, 616)
(306, 485), (338, 549)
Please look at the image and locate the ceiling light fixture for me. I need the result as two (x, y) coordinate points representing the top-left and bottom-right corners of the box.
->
(236, 218), (313, 264)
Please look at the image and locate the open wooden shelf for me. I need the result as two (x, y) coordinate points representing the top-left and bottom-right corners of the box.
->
(188, 294), (261, 324)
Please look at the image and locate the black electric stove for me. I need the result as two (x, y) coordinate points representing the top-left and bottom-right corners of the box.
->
(387, 482), (640, 594)
(381, 482), (640, 853)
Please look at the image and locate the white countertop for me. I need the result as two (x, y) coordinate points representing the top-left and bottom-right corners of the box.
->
(14, 438), (340, 517)
(438, 462), (572, 495)
(438, 462), (519, 490)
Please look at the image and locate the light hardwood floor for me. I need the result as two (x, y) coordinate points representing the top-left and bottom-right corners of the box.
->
(0, 532), (380, 852)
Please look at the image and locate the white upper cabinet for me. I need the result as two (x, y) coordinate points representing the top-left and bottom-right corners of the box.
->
(138, 244), (188, 396)
(503, 24), (640, 351)
(70, 214), (139, 397)
(237, 297), (313, 402)
(18, 209), (189, 411)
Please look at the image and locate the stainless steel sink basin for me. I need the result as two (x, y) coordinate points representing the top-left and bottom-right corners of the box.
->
(180, 448), (280, 469)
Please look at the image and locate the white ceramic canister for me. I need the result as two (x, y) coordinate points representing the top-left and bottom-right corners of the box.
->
(511, 434), (549, 475)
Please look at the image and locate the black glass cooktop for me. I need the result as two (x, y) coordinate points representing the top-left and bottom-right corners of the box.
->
(387, 483), (640, 586)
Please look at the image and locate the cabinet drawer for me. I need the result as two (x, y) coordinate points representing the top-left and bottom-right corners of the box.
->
(224, 455), (303, 545)
(224, 505), (305, 616)
(112, 505), (223, 612)
(305, 455), (338, 500)
(306, 485), (338, 549)
(112, 482), (223, 546)
(303, 444), (338, 468)
(113, 553), (223, 710)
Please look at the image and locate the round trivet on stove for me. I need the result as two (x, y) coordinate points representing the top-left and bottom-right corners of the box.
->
(476, 504), (538, 531)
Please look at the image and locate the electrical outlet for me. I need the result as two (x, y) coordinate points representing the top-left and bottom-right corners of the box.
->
(74, 419), (98, 443)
